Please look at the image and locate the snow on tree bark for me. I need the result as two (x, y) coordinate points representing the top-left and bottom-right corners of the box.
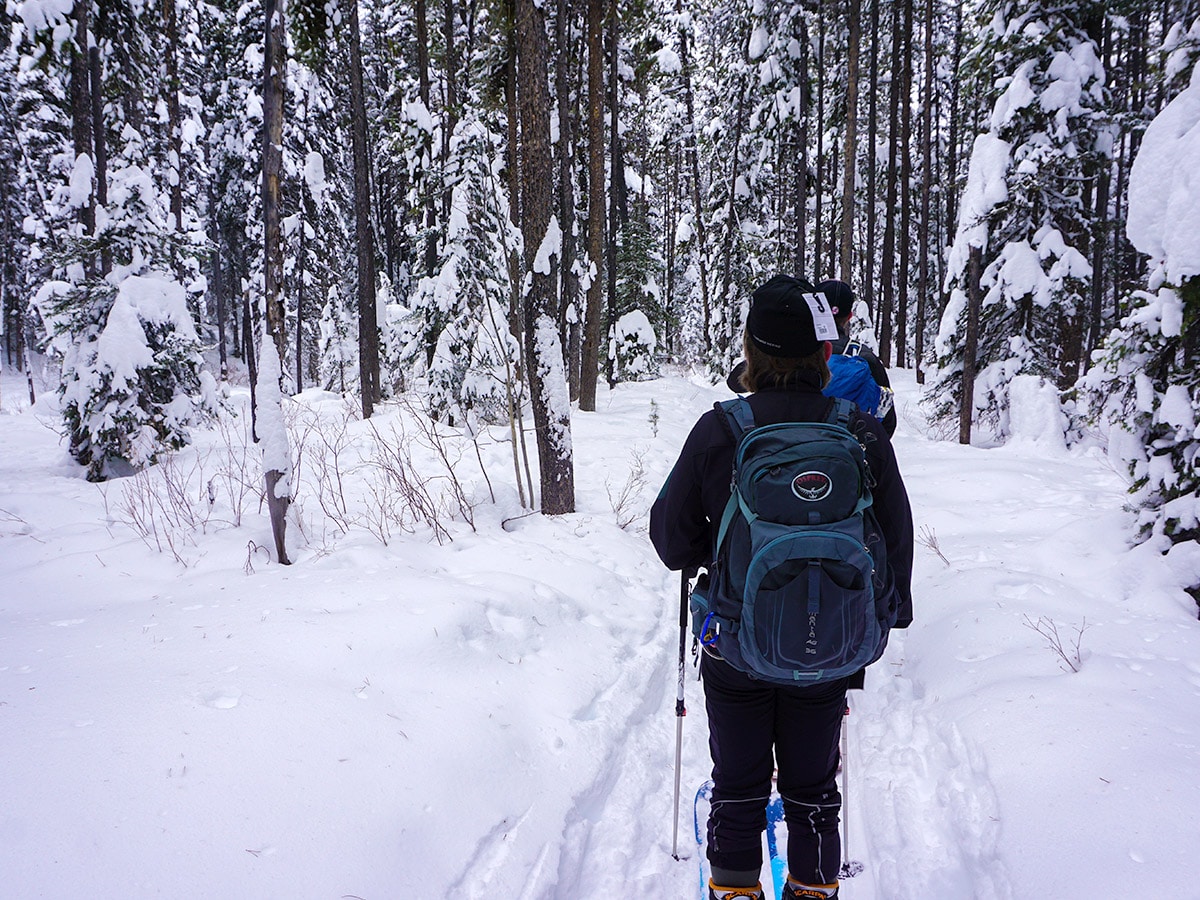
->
(259, 0), (292, 564)
(516, 0), (575, 515)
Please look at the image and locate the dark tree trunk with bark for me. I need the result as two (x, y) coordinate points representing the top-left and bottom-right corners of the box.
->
(865, 0), (880, 317)
(70, 3), (95, 261)
(579, 0), (606, 411)
(797, 14), (810, 277)
(164, 0), (183, 237)
(346, 0), (379, 416)
(666, 143), (679, 357)
(959, 244), (983, 445)
(945, 1), (964, 271)
(416, 0), (438, 278)
(88, 41), (109, 276)
(677, 0), (712, 351)
(208, 198), (228, 379)
(814, 7), (825, 275)
(261, 0), (291, 565)
(719, 72), (747, 349)
(515, 0), (575, 515)
(840, 0), (860, 283)
(504, 0), (524, 346)
(604, 0), (624, 387)
(916, 0), (933, 383)
(895, 0), (913, 367)
(555, 0), (580, 399)
(879, 0), (903, 366)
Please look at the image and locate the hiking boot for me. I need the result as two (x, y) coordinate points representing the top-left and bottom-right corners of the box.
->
(707, 880), (765, 900)
(782, 879), (839, 899)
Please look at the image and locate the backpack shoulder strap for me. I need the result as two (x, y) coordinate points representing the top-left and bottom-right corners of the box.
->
(711, 397), (757, 557)
(713, 397), (756, 444)
(826, 396), (855, 430)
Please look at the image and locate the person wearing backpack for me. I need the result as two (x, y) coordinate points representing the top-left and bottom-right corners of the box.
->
(650, 273), (913, 900)
(816, 280), (897, 437)
(724, 280), (896, 436)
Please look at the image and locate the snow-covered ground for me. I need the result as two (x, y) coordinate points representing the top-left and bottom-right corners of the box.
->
(3, 364), (1200, 899)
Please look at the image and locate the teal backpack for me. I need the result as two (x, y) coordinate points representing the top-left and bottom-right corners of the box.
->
(691, 397), (891, 684)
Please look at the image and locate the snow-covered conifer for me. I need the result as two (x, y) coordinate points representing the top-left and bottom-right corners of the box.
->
(18, 1), (214, 478)
(1082, 62), (1200, 545)
(612, 308), (659, 381)
(397, 118), (520, 426)
(928, 0), (1108, 441)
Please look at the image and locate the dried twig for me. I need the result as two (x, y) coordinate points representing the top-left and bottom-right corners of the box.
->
(606, 447), (649, 531)
(1022, 615), (1090, 673)
(917, 524), (951, 566)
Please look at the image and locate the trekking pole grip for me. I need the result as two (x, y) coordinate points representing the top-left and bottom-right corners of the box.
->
(676, 567), (696, 715)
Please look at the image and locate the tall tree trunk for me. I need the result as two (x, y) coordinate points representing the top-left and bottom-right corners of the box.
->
(959, 244), (983, 445)
(915, 0), (933, 383)
(209, 200), (228, 379)
(840, 0), (861, 283)
(515, 0), (575, 514)
(260, 0), (291, 564)
(295, 124), (307, 393)
(719, 72), (748, 355)
(164, 0), (183, 238)
(827, 119), (838, 277)
(70, 3), (95, 264)
(879, 0), (902, 366)
(814, 6), (825, 276)
(443, 0), (458, 228)
(865, 0), (879, 317)
(504, 0), (524, 345)
(666, 143), (678, 357)
(603, 0), (630, 386)
(797, 14), (810, 277)
(1085, 165), (1111, 371)
(945, 0), (964, 263)
(416, 0), (438, 277)
(555, 0), (580, 398)
(895, 0), (913, 367)
(715, 73), (744, 321)
(88, 42), (109, 275)
(676, 1), (712, 352)
(578, 0), (606, 411)
(346, 0), (379, 416)
(446, 0), (459, 153)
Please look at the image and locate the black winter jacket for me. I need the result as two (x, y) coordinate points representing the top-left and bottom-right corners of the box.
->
(650, 371), (914, 629)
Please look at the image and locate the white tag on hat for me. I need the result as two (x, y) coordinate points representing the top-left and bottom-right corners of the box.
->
(801, 293), (839, 341)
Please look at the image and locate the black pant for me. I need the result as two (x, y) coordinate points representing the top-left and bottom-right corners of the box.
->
(702, 652), (849, 885)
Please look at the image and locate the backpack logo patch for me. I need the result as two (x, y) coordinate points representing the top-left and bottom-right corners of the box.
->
(791, 471), (832, 501)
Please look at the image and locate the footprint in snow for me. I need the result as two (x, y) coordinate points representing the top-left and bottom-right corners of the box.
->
(203, 688), (241, 709)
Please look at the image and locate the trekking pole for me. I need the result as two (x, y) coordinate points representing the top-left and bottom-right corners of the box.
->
(671, 567), (696, 860)
(839, 701), (864, 878)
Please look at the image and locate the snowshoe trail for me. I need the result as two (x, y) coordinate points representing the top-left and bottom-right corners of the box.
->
(851, 666), (1012, 899)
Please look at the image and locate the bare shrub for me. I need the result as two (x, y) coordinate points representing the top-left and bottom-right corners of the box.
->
(397, 396), (478, 531)
(291, 402), (357, 536)
(1023, 615), (1090, 673)
(209, 412), (259, 528)
(917, 525), (951, 566)
(361, 416), (452, 546)
(607, 447), (649, 531)
(114, 452), (211, 564)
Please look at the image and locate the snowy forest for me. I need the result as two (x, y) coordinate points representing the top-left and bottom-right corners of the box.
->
(2, 0), (1199, 571)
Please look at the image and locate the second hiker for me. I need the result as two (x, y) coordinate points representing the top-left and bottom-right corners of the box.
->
(650, 273), (914, 900)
